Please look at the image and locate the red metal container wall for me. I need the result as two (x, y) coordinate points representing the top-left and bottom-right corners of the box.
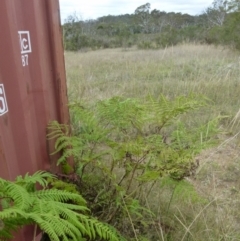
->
(0, 0), (69, 177)
(0, 0), (69, 239)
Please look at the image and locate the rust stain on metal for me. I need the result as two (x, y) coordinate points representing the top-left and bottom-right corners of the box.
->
(0, 0), (69, 240)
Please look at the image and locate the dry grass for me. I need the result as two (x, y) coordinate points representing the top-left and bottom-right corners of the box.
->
(65, 43), (240, 240)
(66, 43), (240, 129)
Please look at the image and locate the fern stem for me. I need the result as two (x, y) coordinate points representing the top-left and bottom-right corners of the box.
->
(166, 183), (178, 216)
(107, 158), (115, 191)
(145, 180), (157, 200)
(32, 224), (37, 241)
(118, 171), (129, 186)
(126, 155), (146, 194)
(105, 206), (120, 222)
(121, 194), (139, 241)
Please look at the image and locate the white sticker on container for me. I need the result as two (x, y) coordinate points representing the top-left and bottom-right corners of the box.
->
(18, 31), (32, 67)
(0, 84), (8, 116)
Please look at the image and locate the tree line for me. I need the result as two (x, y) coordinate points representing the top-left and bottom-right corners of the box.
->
(62, 0), (240, 51)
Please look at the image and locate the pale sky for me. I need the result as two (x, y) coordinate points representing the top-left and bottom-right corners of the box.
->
(59, 0), (213, 22)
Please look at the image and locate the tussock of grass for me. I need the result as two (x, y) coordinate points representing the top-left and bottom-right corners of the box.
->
(65, 44), (240, 240)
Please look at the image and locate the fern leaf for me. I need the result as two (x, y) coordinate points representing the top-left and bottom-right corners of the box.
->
(0, 208), (28, 220)
(31, 215), (61, 241)
(15, 171), (54, 189)
(1, 182), (31, 210)
(33, 189), (87, 205)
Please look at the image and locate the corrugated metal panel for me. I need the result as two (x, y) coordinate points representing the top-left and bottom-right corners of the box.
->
(0, 0), (69, 240)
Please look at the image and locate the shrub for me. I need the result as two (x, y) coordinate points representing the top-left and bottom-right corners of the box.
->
(48, 94), (220, 239)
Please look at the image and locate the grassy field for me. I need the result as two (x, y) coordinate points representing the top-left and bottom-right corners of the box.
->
(66, 43), (240, 129)
(65, 43), (240, 240)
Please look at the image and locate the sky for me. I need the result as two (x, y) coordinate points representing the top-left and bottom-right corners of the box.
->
(59, 0), (214, 22)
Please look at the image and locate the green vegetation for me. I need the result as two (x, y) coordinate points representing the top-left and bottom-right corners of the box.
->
(62, 0), (240, 51)
(48, 94), (220, 240)
(1, 1), (239, 240)
(62, 43), (240, 240)
(49, 94), (218, 179)
(0, 171), (123, 241)
(65, 44), (240, 126)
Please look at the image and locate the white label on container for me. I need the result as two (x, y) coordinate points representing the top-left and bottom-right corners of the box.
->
(18, 31), (32, 67)
(18, 31), (32, 54)
(0, 84), (8, 116)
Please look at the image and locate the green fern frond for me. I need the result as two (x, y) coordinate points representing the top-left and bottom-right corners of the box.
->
(0, 208), (29, 220)
(47, 121), (70, 137)
(0, 181), (31, 210)
(52, 136), (80, 156)
(78, 216), (124, 241)
(15, 171), (54, 189)
(32, 214), (85, 241)
(145, 94), (207, 128)
(47, 121), (84, 165)
(0, 171), (124, 241)
(97, 96), (144, 132)
(34, 189), (86, 205)
(46, 94), (220, 240)
(0, 218), (23, 241)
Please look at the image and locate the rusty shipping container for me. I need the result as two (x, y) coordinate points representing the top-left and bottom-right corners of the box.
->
(0, 0), (69, 240)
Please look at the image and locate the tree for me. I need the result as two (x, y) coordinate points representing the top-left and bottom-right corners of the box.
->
(228, 0), (240, 11)
(134, 3), (152, 33)
(205, 0), (228, 26)
(204, 0), (240, 49)
(224, 0), (240, 49)
(150, 9), (168, 33)
(63, 12), (83, 50)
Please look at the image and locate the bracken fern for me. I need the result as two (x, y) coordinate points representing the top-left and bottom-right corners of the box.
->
(47, 94), (220, 239)
(0, 171), (124, 241)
